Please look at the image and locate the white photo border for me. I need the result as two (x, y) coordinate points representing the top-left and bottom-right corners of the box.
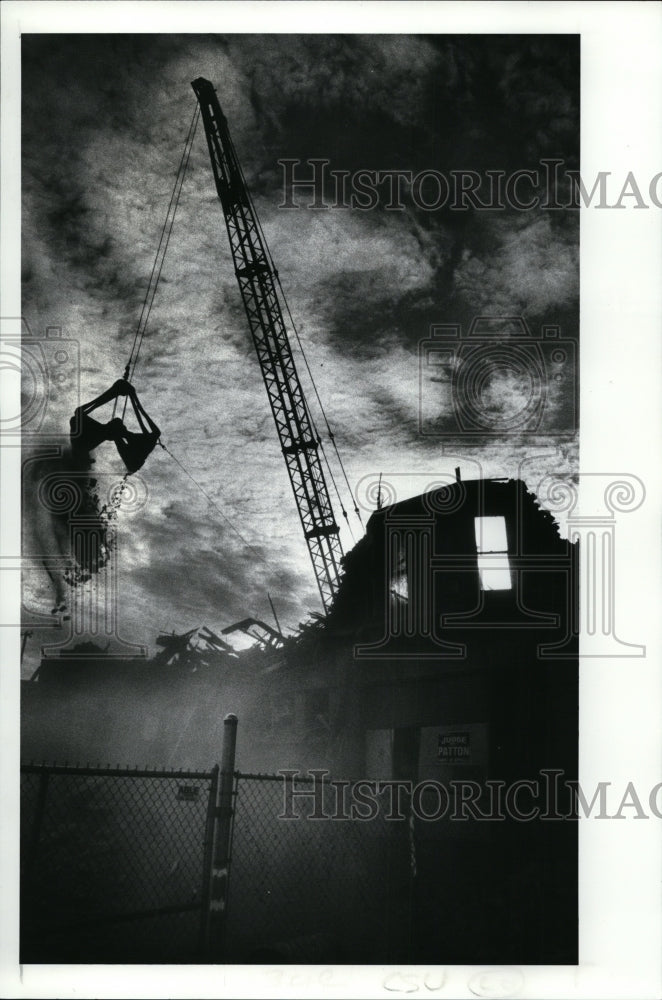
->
(1, 2), (660, 998)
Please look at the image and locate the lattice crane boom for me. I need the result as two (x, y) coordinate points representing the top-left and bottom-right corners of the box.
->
(191, 77), (343, 612)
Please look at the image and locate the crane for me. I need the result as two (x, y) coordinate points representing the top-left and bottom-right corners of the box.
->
(191, 77), (344, 613)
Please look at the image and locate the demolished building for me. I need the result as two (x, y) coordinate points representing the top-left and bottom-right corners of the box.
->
(22, 475), (578, 963)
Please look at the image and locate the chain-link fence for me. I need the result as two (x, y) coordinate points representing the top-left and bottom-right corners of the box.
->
(20, 758), (415, 964)
(20, 763), (217, 963)
(226, 772), (414, 963)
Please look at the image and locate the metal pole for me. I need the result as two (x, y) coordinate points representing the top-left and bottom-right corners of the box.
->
(198, 764), (220, 956)
(267, 592), (283, 637)
(208, 713), (238, 961)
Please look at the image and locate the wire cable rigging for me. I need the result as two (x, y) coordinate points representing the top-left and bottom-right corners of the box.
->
(115, 103), (200, 422)
(276, 276), (363, 528)
(318, 438), (357, 545)
(157, 440), (272, 567)
(227, 130), (363, 534)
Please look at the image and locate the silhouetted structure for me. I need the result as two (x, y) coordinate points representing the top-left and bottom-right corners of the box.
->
(322, 477), (578, 963)
(22, 477), (577, 964)
(70, 378), (161, 474)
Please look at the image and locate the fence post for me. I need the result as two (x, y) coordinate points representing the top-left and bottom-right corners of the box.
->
(198, 764), (220, 956)
(208, 713), (238, 961)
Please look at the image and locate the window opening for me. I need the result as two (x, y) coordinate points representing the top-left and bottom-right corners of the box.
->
(474, 516), (511, 590)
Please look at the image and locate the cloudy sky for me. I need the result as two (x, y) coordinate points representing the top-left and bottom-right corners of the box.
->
(21, 33), (579, 674)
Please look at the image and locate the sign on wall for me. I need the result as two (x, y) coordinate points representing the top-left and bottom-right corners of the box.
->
(437, 731), (471, 763)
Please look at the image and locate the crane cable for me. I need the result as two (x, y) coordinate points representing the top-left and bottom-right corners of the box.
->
(319, 442), (357, 545)
(90, 101), (323, 621)
(157, 443), (289, 635)
(227, 128), (363, 534)
(255, 203), (363, 533)
(228, 131), (350, 531)
(114, 102), (200, 420)
(157, 439), (273, 568)
(277, 277), (363, 534)
(100, 101), (334, 587)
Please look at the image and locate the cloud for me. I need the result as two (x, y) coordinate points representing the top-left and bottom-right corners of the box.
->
(454, 215), (579, 317)
(19, 34), (579, 676)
